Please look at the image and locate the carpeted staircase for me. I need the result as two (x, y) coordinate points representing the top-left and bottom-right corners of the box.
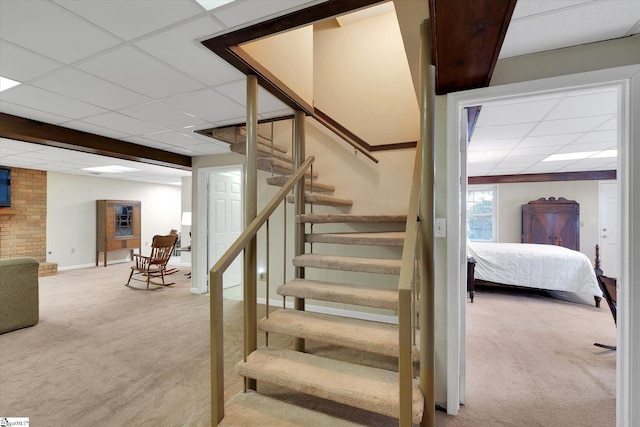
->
(215, 125), (423, 425)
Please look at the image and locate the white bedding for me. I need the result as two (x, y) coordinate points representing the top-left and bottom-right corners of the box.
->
(467, 242), (602, 297)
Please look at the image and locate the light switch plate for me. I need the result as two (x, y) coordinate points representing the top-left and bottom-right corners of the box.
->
(435, 218), (446, 237)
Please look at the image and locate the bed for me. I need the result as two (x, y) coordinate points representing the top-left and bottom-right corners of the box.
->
(467, 241), (603, 306)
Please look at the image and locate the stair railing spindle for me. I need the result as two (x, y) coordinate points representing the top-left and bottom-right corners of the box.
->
(210, 156), (314, 425)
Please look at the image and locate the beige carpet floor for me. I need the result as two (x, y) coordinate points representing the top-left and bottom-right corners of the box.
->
(0, 263), (616, 426)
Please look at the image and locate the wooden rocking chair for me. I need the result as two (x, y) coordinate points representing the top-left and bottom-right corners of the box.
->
(126, 234), (178, 290)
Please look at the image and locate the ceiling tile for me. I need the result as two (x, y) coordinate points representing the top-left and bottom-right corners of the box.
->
(0, 84), (106, 119)
(0, 0), (120, 63)
(501, 1), (640, 58)
(214, 79), (289, 113)
(259, 108), (295, 120)
(31, 68), (151, 110)
(509, 146), (559, 157)
(61, 120), (131, 140)
(54, 0), (203, 41)
(468, 138), (521, 151)
(77, 45), (205, 99)
(529, 115), (614, 137)
(511, 1), (593, 20)
(81, 112), (164, 136)
(122, 135), (176, 150)
(471, 123), (537, 141)
(558, 142), (617, 153)
(212, 0), (322, 29)
(546, 91), (617, 120)
(142, 130), (204, 148)
(0, 100), (73, 124)
(572, 130), (618, 144)
(475, 98), (560, 126)
(163, 88), (245, 123)
(0, 40), (64, 82)
(515, 133), (584, 149)
(135, 16), (242, 86)
(595, 117), (617, 131)
(119, 101), (207, 129)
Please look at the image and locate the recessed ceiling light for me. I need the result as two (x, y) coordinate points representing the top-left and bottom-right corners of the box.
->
(82, 165), (139, 173)
(591, 150), (617, 158)
(543, 152), (598, 162)
(196, 0), (235, 11)
(0, 76), (21, 92)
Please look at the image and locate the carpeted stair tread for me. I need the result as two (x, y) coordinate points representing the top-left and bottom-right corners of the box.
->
(211, 126), (288, 153)
(293, 253), (401, 275)
(286, 192), (353, 206)
(259, 309), (411, 358)
(278, 278), (398, 310)
(297, 213), (408, 224)
(258, 158), (319, 178)
(237, 346), (424, 423)
(229, 141), (292, 163)
(307, 231), (405, 246)
(267, 175), (335, 193)
(220, 390), (363, 427)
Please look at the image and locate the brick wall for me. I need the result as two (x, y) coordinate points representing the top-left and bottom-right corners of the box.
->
(0, 167), (47, 263)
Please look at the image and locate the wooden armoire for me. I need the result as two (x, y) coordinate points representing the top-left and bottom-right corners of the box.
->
(521, 197), (580, 251)
(96, 200), (141, 267)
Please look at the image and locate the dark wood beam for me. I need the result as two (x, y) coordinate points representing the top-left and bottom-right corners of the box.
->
(202, 0), (386, 109)
(429, 0), (517, 95)
(202, 0), (385, 50)
(0, 113), (191, 170)
(469, 170), (616, 185)
(201, 0), (417, 156)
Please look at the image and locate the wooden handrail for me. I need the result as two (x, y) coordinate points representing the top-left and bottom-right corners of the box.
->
(210, 155), (315, 424)
(313, 108), (379, 163)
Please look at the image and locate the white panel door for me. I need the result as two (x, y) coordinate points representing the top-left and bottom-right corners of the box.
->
(598, 181), (618, 277)
(209, 168), (243, 289)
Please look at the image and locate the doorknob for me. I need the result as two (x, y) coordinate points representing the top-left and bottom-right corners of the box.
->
(602, 228), (607, 232)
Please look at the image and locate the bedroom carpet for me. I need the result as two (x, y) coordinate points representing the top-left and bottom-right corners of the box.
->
(0, 263), (616, 426)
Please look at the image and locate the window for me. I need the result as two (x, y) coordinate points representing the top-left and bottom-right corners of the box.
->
(467, 186), (496, 242)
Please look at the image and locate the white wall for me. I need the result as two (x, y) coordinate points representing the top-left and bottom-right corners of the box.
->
(181, 175), (193, 266)
(241, 26), (314, 106)
(47, 172), (182, 269)
(313, 9), (419, 146)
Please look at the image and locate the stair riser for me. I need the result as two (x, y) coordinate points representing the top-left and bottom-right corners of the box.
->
(230, 143), (292, 163)
(286, 193), (353, 207)
(306, 233), (404, 247)
(293, 260), (401, 275)
(266, 176), (335, 193)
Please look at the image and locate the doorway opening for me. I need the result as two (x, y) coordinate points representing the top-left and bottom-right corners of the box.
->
(446, 67), (634, 419)
(207, 165), (244, 297)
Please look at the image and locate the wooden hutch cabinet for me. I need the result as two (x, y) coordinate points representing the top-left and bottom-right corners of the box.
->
(96, 200), (141, 267)
(522, 197), (580, 251)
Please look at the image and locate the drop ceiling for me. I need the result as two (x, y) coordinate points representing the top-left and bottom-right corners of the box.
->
(0, 0), (639, 184)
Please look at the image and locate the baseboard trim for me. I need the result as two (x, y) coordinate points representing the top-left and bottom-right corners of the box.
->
(57, 258), (135, 271)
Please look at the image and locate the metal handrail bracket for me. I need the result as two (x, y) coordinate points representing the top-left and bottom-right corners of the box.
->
(210, 155), (315, 424)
